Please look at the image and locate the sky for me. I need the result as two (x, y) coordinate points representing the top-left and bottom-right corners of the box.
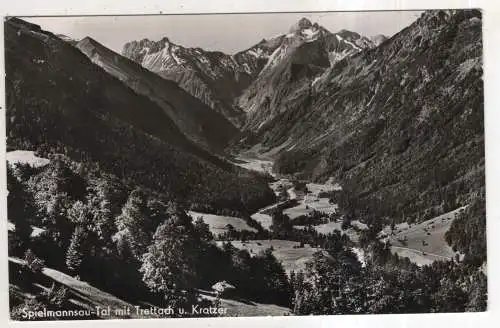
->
(24, 11), (423, 54)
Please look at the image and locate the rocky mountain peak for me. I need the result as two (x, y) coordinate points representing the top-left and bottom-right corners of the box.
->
(289, 17), (314, 33)
(78, 36), (99, 46)
(337, 29), (362, 40)
(77, 37), (114, 56)
(159, 36), (171, 44)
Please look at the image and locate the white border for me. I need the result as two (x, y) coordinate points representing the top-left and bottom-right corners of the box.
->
(0, 0), (489, 15)
(0, 1), (498, 328)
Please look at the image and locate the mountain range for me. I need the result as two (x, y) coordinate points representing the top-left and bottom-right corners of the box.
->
(121, 18), (379, 127)
(121, 10), (483, 228)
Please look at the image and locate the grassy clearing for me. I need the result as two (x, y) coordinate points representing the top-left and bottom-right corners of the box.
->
(251, 178), (295, 230)
(217, 240), (319, 274)
(282, 178), (340, 219)
(250, 213), (273, 230)
(294, 220), (367, 243)
(235, 158), (341, 233)
(6, 150), (50, 168)
(284, 198), (338, 219)
(382, 207), (467, 266)
(389, 247), (447, 266)
(188, 211), (257, 235)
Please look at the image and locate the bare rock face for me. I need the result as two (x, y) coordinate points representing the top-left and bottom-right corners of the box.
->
(237, 19), (376, 132)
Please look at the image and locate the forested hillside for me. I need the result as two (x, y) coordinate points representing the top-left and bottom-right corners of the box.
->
(5, 17), (275, 215)
(7, 156), (487, 318)
(7, 158), (290, 318)
(240, 10), (484, 229)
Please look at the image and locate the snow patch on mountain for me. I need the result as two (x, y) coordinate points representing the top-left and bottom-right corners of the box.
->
(170, 45), (187, 65)
(248, 48), (264, 57)
(300, 28), (321, 41)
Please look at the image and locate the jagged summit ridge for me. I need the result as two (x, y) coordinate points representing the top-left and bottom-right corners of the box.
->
(122, 35), (273, 127)
(77, 36), (100, 47)
(237, 21), (377, 130)
(289, 17), (313, 33)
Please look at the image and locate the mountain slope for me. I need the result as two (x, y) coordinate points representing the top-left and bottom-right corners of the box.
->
(4, 17), (275, 213)
(121, 38), (270, 126)
(76, 37), (237, 152)
(237, 18), (376, 131)
(241, 10), (484, 225)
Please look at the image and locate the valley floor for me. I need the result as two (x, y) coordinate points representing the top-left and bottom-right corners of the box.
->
(229, 156), (461, 268)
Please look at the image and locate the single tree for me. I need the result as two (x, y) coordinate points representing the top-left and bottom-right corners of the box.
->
(66, 226), (86, 273)
(113, 188), (151, 259)
(194, 217), (213, 242)
(140, 212), (200, 311)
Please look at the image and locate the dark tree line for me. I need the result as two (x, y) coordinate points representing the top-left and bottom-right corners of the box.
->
(291, 233), (487, 315)
(445, 194), (486, 266)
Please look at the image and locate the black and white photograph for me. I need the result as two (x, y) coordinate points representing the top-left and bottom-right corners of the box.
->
(3, 7), (487, 321)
